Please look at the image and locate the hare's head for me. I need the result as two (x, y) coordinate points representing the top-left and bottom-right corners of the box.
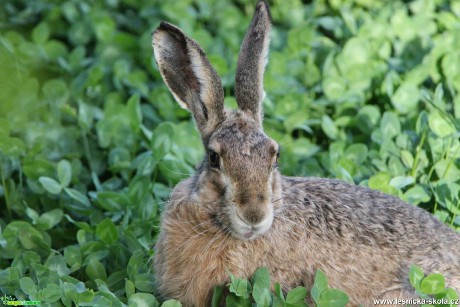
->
(153, 0), (281, 240)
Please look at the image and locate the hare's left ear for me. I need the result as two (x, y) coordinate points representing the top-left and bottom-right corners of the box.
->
(153, 22), (225, 140)
(235, 0), (271, 126)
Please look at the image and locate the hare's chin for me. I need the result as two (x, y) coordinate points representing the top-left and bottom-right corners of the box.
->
(230, 213), (274, 241)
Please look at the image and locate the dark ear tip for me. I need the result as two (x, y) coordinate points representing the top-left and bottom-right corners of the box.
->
(256, 0), (272, 21)
(157, 21), (179, 34)
(153, 21), (186, 42)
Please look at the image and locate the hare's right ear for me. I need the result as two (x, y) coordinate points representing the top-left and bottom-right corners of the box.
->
(235, 0), (271, 127)
(153, 22), (225, 139)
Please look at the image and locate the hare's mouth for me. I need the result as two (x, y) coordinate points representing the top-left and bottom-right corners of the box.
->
(229, 207), (274, 241)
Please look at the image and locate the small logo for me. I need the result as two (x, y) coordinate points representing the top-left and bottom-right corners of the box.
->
(0, 295), (40, 306)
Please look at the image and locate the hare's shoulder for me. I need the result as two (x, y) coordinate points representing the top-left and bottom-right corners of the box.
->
(161, 178), (196, 215)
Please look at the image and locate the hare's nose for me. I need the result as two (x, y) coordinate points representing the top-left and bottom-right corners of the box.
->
(240, 206), (267, 225)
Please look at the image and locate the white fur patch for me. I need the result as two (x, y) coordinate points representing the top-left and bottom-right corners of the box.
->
(257, 23), (271, 106)
(188, 47), (213, 107)
(153, 31), (190, 110)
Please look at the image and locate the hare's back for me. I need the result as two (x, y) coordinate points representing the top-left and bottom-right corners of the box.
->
(281, 176), (460, 252)
(277, 176), (460, 298)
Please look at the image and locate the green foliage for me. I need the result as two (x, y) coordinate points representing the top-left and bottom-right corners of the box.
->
(224, 268), (348, 307)
(311, 270), (348, 307)
(0, 0), (460, 306)
(409, 265), (459, 307)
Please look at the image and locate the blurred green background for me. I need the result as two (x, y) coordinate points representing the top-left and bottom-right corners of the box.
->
(0, 0), (459, 305)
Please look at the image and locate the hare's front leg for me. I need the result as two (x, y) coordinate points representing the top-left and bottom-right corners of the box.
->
(154, 221), (234, 306)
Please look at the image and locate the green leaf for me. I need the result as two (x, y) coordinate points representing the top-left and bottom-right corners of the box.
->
(323, 77), (347, 101)
(409, 265), (424, 291)
(389, 176), (415, 189)
(64, 188), (91, 208)
(85, 258), (107, 281)
(125, 279), (135, 299)
(444, 287), (459, 301)
(317, 288), (349, 307)
(0, 136), (26, 156)
(134, 272), (154, 292)
(321, 115), (339, 140)
(96, 191), (129, 211)
(368, 172), (396, 195)
(39, 176), (62, 194)
(225, 293), (251, 307)
(128, 293), (160, 307)
(57, 159), (72, 187)
(252, 267), (271, 292)
(18, 227), (48, 251)
(161, 299), (182, 307)
(127, 249), (144, 281)
(404, 185), (431, 205)
(25, 207), (40, 224)
(344, 144), (368, 164)
(228, 276), (251, 299)
(42, 79), (68, 106)
(254, 288), (271, 307)
(45, 254), (71, 277)
(428, 111), (456, 138)
(286, 286), (307, 304)
(380, 112), (401, 139)
(212, 286), (224, 307)
(420, 273), (446, 295)
(151, 122), (175, 160)
(391, 82), (419, 114)
(93, 13), (116, 42)
(311, 269), (329, 303)
(127, 94), (143, 133)
(19, 276), (38, 297)
(96, 218), (118, 245)
(22, 251), (41, 267)
(38, 283), (61, 303)
(356, 105), (381, 133)
(64, 245), (82, 271)
(274, 283), (285, 301)
(252, 268), (272, 307)
(32, 23), (50, 44)
(400, 150), (414, 169)
(38, 209), (63, 230)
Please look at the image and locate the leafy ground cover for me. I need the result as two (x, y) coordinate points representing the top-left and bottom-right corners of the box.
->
(0, 0), (459, 306)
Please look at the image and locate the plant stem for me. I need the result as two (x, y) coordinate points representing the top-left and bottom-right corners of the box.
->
(411, 127), (427, 179)
(81, 129), (102, 191)
(0, 160), (12, 218)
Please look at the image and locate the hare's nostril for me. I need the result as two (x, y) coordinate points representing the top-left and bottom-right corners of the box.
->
(242, 207), (266, 225)
(237, 191), (251, 205)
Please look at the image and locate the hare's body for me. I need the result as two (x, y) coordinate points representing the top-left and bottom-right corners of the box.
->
(152, 1), (460, 306)
(155, 176), (460, 306)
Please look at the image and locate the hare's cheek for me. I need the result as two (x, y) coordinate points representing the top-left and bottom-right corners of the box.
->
(271, 172), (283, 207)
(193, 171), (228, 203)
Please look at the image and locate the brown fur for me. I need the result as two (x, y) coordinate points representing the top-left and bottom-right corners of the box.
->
(155, 177), (460, 306)
(152, 1), (460, 306)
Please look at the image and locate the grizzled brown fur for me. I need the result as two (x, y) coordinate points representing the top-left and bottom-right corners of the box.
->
(152, 1), (460, 306)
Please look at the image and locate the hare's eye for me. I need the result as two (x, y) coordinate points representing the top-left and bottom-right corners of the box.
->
(208, 150), (220, 168)
(273, 150), (280, 169)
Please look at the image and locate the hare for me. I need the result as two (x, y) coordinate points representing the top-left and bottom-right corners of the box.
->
(152, 1), (460, 306)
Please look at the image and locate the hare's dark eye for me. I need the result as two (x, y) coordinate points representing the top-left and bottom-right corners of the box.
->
(274, 150), (280, 168)
(208, 150), (220, 168)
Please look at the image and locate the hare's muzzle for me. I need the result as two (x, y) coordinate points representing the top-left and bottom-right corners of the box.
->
(230, 200), (274, 240)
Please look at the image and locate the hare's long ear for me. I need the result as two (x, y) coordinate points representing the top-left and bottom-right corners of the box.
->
(235, 0), (271, 126)
(153, 22), (225, 139)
